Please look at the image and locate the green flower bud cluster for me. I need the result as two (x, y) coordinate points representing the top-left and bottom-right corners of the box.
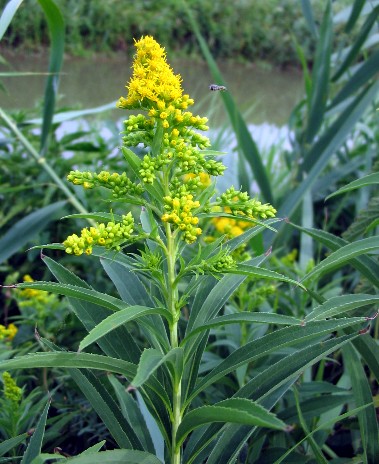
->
(175, 145), (225, 176)
(199, 253), (236, 274)
(67, 170), (144, 198)
(122, 114), (155, 147)
(63, 213), (134, 256)
(140, 153), (172, 184)
(2, 372), (22, 405)
(217, 187), (277, 220)
(162, 187), (202, 244)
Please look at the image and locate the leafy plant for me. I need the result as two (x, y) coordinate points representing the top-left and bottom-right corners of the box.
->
(0, 34), (372, 464)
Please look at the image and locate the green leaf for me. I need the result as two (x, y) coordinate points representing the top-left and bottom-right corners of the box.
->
(273, 404), (371, 464)
(301, 0), (318, 39)
(185, 319), (364, 406)
(78, 306), (171, 352)
(343, 344), (379, 464)
(303, 236), (379, 284)
(108, 376), (155, 454)
(14, 281), (132, 313)
(68, 369), (143, 450)
(21, 400), (50, 464)
(232, 264), (306, 290)
(345, 0), (365, 32)
(37, 0), (65, 156)
(197, 334), (358, 464)
(279, 393), (353, 423)
(305, 294), (379, 322)
(0, 433), (28, 457)
(279, 81), (379, 222)
(132, 348), (184, 388)
(0, 201), (66, 263)
(289, 224), (379, 288)
(35, 450), (163, 464)
(305, 0), (332, 143)
(100, 255), (170, 351)
(182, 312), (301, 345)
(330, 51), (379, 108)
(0, 352), (136, 378)
(325, 172), (379, 200)
(42, 255), (141, 363)
(0, 0), (23, 41)
(333, 5), (379, 81)
(78, 441), (106, 455)
(353, 335), (379, 384)
(176, 399), (285, 450)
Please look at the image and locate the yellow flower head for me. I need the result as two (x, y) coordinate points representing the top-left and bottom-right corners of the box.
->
(117, 36), (183, 110)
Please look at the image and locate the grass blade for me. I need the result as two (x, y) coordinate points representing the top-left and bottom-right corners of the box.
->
(37, 0), (65, 156)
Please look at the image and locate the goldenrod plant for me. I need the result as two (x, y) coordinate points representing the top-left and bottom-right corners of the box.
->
(0, 36), (373, 463)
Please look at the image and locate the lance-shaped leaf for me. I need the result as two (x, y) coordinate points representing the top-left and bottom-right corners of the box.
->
(37, 0), (65, 157)
(132, 348), (184, 388)
(181, 312), (301, 345)
(325, 172), (379, 200)
(305, 294), (379, 322)
(303, 236), (379, 284)
(304, 0), (332, 144)
(194, 334), (358, 464)
(32, 449), (163, 464)
(232, 264), (306, 290)
(185, 318), (365, 406)
(289, 224), (379, 288)
(21, 400), (50, 464)
(12, 281), (130, 312)
(343, 344), (379, 463)
(0, 352), (137, 378)
(109, 376), (156, 454)
(78, 306), (172, 352)
(43, 255), (141, 363)
(0, 201), (66, 264)
(332, 5), (379, 81)
(0, 433), (29, 457)
(273, 405), (371, 464)
(175, 399), (285, 450)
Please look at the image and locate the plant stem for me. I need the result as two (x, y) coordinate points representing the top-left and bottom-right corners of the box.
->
(165, 221), (182, 464)
(0, 108), (95, 224)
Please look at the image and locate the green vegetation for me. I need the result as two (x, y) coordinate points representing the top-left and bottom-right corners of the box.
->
(1, 0), (379, 462)
(1, 0), (352, 66)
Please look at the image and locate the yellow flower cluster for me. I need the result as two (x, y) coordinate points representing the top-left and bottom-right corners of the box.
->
(2, 372), (22, 404)
(118, 36), (223, 187)
(162, 192), (202, 244)
(0, 323), (17, 341)
(67, 170), (144, 199)
(63, 213), (135, 256)
(213, 215), (252, 238)
(117, 36), (184, 111)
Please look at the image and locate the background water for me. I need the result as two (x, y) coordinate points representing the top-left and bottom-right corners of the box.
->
(1, 51), (303, 124)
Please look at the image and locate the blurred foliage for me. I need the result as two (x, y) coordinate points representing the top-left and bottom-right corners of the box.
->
(1, 0), (353, 66)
